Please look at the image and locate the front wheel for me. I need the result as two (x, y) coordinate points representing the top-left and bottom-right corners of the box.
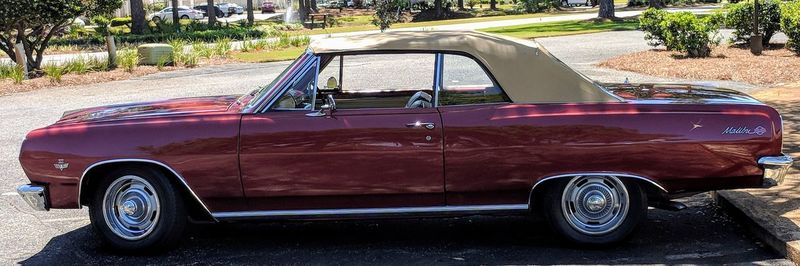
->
(543, 175), (646, 245)
(88, 167), (187, 252)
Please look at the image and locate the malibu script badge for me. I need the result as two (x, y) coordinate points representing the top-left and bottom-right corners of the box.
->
(53, 159), (69, 171)
(722, 126), (767, 136)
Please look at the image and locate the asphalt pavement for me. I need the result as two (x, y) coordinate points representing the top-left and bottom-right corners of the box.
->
(0, 33), (792, 264)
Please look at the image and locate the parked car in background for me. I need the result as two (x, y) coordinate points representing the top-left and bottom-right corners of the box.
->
(217, 2), (244, 16)
(561, 0), (590, 6)
(193, 5), (226, 18)
(15, 31), (793, 252)
(261, 1), (276, 13)
(149, 6), (204, 22)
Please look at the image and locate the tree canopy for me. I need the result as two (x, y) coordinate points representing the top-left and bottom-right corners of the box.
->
(0, 0), (122, 73)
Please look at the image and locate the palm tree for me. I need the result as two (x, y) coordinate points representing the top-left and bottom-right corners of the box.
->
(130, 0), (146, 34)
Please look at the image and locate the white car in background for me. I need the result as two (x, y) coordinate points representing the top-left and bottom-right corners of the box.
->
(217, 3), (245, 16)
(561, 0), (591, 6)
(149, 6), (205, 22)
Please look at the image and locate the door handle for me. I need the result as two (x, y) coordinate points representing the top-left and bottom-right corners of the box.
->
(406, 122), (435, 130)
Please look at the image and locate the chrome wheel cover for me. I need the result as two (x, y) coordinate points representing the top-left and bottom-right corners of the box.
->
(561, 175), (629, 235)
(102, 175), (160, 240)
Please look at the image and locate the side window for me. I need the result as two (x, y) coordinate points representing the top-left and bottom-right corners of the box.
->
(272, 58), (318, 111)
(439, 54), (509, 106)
(317, 53), (435, 110)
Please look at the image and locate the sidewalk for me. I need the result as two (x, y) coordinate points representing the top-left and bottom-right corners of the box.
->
(0, 5), (720, 66)
(715, 84), (800, 263)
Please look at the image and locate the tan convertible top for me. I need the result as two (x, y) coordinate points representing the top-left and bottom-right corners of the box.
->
(309, 31), (621, 104)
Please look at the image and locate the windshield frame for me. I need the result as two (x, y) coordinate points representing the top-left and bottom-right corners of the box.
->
(242, 50), (315, 113)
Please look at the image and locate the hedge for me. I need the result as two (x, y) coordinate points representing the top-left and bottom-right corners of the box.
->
(725, 0), (781, 46)
(781, 0), (800, 54)
(51, 27), (266, 47)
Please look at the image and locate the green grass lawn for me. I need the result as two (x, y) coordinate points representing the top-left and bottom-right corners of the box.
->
(304, 9), (597, 35)
(232, 47), (306, 63)
(480, 18), (639, 39)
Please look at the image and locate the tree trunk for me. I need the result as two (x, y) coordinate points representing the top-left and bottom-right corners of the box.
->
(435, 0), (443, 18)
(247, 0), (255, 25)
(598, 0), (615, 19)
(130, 0), (147, 34)
(171, 0), (179, 31)
(457, 0), (464, 10)
(299, 0), (308, 22)
(648, 0), (664, 8)
(310, 0), (318, 11)
(490, 0), (497, 9)
(207, 0), (217, 25)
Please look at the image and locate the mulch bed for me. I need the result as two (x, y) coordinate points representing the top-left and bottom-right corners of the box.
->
(598, 44), (800, 86)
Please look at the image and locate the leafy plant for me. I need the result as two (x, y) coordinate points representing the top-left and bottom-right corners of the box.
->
(781, 0), (800, 54)
(63, 56), (89, 74)
(725, 0), (781, 45)
(213, 38), (232, 58)
(372, 0), (404, 32)
(11, 64), (25, 84)
(156, 55), (168, 70)
(640, 8), (669, 47)
(116, 49), (139, 72)
(659, 12), (722, 57)
(44, 64), (64, 83)
(192, 41), (214, 59)
(181, 51), (199, 68)
(467, 0), (481, 9)
(0, 0), (123, 73)
(168, 38), (187, 66)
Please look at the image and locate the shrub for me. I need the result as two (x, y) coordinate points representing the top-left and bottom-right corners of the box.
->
(50, 27), (267, 47)
(781, 0), (800, 54)
(640, 8), (669, 47)
(181, 51), (199, 68)
(213, 38), (232, 58)
(44, 64), (64, 83)
(660, 12), (722, 57)
(110, 17), (132, 27)
(63, 56), (89, 74)
(169, 39), (187, 66)
(116, 49), (139, 72)
(192, 41), (214, 59)
(467, 0), (481, 9)
(11, 65), (25, 84)
(725, 0), (781, 45)
(0, 62), (15, 80)
(373, 0), (404, 31)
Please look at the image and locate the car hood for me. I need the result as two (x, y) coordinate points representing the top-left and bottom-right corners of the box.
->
(603, 83), (762, 105)
(56, 95), (241, 124)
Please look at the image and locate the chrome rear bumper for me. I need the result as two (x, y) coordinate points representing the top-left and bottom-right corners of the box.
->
(759, 154), (794, 187)
(17, 184), (48, 211)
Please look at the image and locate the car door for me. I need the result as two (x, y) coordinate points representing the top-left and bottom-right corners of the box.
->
(239, 53), (445, 211)
(435, 53), (529, 205)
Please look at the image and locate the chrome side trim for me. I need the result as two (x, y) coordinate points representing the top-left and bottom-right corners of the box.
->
(759, 154), (793, 187)
(78, 159), (216, 221)
(528, 172), (668, 206)
(17, 184), (48, 211)
(212, 204), (529, 220)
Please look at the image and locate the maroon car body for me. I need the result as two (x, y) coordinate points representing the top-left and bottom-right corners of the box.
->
(16, 31), (793, 251)
(261, 1), (275, 13)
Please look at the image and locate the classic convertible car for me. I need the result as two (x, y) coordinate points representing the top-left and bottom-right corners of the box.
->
(17, 31), (793, 251)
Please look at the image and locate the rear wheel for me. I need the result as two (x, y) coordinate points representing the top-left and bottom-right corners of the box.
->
(89, 167), (186, 252)
(181, 15), (190, 20)
(543, 175), (646, 245)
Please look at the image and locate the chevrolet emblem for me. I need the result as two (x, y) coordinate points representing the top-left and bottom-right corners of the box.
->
(54, 159), (69, 171)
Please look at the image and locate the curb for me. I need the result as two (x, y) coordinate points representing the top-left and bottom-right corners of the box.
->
(714, 190), (800, 264)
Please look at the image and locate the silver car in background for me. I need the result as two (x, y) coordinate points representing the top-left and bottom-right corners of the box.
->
(149, 6), (205, 22)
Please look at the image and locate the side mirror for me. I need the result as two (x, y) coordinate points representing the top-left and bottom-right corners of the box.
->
(325, 77), (339, 90)
(306, 94), (336, 117)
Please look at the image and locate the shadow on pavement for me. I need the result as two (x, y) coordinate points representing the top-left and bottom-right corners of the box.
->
(19, 196), (782, 265)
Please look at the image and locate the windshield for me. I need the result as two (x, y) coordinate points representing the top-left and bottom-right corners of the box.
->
(243, 51), (313, 111)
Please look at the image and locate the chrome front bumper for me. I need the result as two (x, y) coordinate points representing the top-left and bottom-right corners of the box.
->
(17, 184), (48, 211)
(759, 154), (794, 187)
